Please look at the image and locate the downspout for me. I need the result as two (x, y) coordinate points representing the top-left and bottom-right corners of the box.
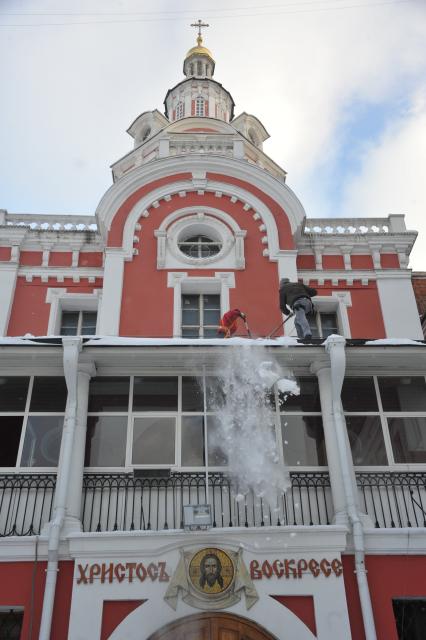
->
(325, 335), (377, 640)
(39, 337), (82, 640)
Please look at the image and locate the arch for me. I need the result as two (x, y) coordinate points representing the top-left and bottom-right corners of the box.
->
(95, 157), (304, 252)
(147, 612), (278, 640)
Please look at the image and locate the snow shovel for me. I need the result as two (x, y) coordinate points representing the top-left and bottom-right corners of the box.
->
(243, 318), (252, 338)
(267, 312), (294, 339)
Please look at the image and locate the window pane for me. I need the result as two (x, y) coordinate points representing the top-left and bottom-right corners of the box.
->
(132, 417), (175, 464)
(81, 311), (97, 335)
(21, 416), (63, 466)
(181, 416), (204, 465)
(133, 377), (178, 411)
(0, 416), (24, 466)
(85, 416), (127, 466)
(60, 311), (79, 336)
(0, 611), (24, 640)
(308, 314), (320, 338)
(182, 377), (203, 412)
(342, 377), (378, 412)
(279, 377), (321, 412)
(203, 328), (220, 338)
(30, 377), (67, 412)
(393, 599), (426, 640)
(207, 415), (228, 466)
(345, 416), (387, 465)
(388, 417), (426, 463)
(0, 377), (29, 411)
(88, 377), (130, 412)
(203, 295), (220, 310)
(182, 295), (199, 309)
(204, 309), (220, 325)
(378, 377), (426, 411)
(182, 377), (225, 411)
(281, 416), (327, 465)
(182, 309), (199, 325)
(321, 313), (338, 337)
(182, 328), (200, 338)
(181, 415), (228, 466)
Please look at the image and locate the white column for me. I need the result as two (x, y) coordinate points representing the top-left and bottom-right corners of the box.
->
(98, 248), (126, 335)
(277, 250), (298, 337)
(377, 273), (423, 339)
(63, 362), (96, 534)
(313, 363), (348, 524)
(0, 261), (19, 336)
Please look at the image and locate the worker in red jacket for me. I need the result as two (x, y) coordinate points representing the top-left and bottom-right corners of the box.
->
(218, 309), (247, 338)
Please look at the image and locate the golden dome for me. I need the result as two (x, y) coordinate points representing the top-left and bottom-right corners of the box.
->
(185, 35), (215, 62)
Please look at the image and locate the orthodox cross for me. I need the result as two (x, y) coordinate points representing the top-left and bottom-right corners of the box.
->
(190, 19), (210, 39)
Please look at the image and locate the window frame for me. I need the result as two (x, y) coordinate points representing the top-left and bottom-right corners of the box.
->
(343, 374), (426, 470)
(195, 95), (205, 117)
(46, 288), (101, 336)
(181, 293), (222, 338)
(175, 101), (185, 120)
(84, 374), (328, 473)
(60, 309), (98, 336)
(0, 376), (66, 472)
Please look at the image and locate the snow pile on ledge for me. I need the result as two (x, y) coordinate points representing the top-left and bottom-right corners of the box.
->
(0, 337), (52, 346)
(364, 338), (426, 346)
(84, 336), (302, 347)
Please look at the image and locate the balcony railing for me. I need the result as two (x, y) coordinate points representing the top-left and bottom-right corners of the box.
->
(356, 471), (426, 528)
(1, 471), (425, 536)
(81, 472), (332, 532)
(0, 473), (55, 536)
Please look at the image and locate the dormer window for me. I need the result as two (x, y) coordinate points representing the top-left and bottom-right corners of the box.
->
(176, 101), (185, 120)
(178, 234), (222, 259)
(195, 96), (205, 117)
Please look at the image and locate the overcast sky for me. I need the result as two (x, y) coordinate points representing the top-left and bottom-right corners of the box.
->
(1, 0), (425, 268)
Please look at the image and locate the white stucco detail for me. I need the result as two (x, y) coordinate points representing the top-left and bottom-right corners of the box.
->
(167, 271), (235, 337)
(45, 288), (102, 335)
(155, 207), (246, 269)
(0, 263), (19, 336)
(377, 274), (423, 339)
(97, 249), (126, 336)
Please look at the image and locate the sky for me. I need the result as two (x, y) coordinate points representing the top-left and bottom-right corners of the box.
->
(1, 0), (425, 268)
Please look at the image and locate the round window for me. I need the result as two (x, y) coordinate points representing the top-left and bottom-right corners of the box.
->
(178, 235), (222, 259)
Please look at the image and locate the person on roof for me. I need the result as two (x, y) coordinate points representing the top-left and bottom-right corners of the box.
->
(218, 309), (247, 338)
(279, 278), (317, 341)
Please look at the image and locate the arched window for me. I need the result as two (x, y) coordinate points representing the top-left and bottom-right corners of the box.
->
(197, 60), (203, 76)
(176, 101), (185, 120)
(195, 96), (205, 117)
(189, 63), (194, 75)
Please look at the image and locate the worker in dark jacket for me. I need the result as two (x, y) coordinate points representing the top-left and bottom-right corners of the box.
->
(279, 278), (317, 340)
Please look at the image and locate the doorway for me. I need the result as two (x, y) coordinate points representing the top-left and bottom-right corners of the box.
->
(148, 612), (278, 640)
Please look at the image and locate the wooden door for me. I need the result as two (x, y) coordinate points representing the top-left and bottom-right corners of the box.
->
(148, 613), (276, 640)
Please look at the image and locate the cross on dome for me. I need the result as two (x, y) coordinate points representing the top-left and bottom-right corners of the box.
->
(190, 19), (210, 45)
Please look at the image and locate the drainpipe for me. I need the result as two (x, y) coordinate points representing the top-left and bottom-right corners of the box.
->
(39, 337), (81, 640)
(325, 335), (377, 640)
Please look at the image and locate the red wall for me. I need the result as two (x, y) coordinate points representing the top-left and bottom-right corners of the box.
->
(120, 191), (283, 337)
(0, 560), (73, 639)
(7, 278), (103, 336)
(0, 247), (11, 261)
(308, 280), (386, 339)
(343, 555), (426, 640)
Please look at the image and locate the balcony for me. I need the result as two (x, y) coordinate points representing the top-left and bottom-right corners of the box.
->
(1, 471), (425, 537)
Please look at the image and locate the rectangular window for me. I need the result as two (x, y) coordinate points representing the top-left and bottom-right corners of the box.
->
(132, 417), (176, 465)
(309, 312), (338, 338)
(0, 609), (24, 640)
(60, 310), (97, 336)
(85, 416), (127, 467)
(0, 376), (66, 469)
(343, 376), (426, 467)
(393, 599), (426, 640)
(181, 294), (221, 338)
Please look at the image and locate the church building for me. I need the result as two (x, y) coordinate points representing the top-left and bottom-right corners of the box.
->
(0, 23), (425, 640)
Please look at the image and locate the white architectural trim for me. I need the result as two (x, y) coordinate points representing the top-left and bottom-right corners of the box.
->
(0, 263), (19, 336)
(97, 249), (126, 336)
(377, 275), (423, 339)
(46, 288), (102, 335)
(95, 156), (305, 242)
(155, 207), (246, 269)
(167, 272), (235, 337)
